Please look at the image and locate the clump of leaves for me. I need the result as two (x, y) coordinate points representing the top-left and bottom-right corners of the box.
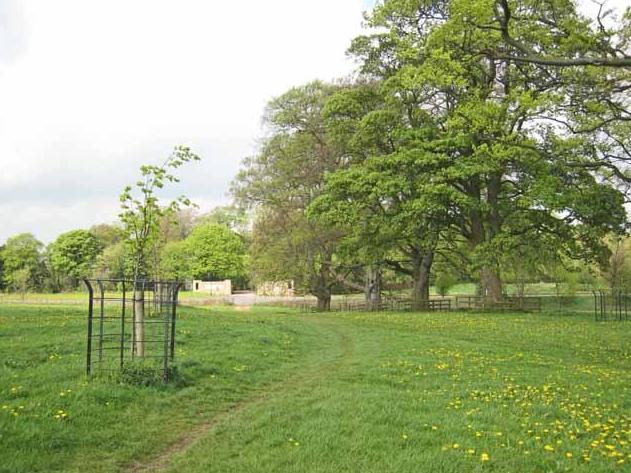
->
(117, 361), (180, 386)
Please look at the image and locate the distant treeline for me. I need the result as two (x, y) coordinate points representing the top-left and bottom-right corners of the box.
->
(0, 207), (249, 293)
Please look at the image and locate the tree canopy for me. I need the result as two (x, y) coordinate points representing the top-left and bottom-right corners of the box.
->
(48, 230), (102, 286)
(0, 233), (45, 292)
(311, 0), (630, 301)
(186, 224), (247, 281)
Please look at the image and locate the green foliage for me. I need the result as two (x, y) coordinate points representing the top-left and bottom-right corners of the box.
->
(315, 0), (630, 301)
(89, 224), (123, 248)
(0, 245), (5, 291)
(434, 270), (457, 297)
(0, 233), (45, 292)
(186, 224), (246, 281)
(159, 240), (191, 281)
(119, 146), (200, 280)
(233, 81), (348, 307)
(48, 230), (102, 288)
(92, 242), (127, 281)
(601, 236), (631, 292)
(196, 206), (249, 235)
(117, 361), (178, 386)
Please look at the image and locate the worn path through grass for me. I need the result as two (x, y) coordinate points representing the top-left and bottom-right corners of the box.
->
(128, 315), (355, 473)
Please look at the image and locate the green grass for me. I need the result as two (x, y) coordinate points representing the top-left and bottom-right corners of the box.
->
(1, 304), (630, 472)
(0, 291), (222, 306)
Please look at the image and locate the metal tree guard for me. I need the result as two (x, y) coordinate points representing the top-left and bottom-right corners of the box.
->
(593, 290), (630, 322)
(84, 279), (181, 380)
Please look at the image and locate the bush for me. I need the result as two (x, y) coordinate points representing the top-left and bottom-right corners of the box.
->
(435, 272), (457, 297)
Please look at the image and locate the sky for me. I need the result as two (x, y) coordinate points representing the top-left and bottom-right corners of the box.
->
(0, 0), (373, 244)
(0, 0), (627, 244)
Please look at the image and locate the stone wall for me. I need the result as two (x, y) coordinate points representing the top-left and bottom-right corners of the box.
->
(256, 280), (295, 296)
(193, 279), (232, 296)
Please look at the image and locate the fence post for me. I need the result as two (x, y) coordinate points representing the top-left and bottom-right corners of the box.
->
(84, 279), (94, 376)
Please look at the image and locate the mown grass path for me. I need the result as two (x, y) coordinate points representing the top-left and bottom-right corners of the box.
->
(128, 316), (355, 473)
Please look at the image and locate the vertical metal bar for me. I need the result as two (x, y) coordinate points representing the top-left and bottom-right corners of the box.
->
(84, 279), (94, 376)
(618, 292), (621, 321)
(163, 288), (170, 381)
(121, 280), (126, 369)
(170, 283), (180, 361)
(98, 280), (105, 365)
(131, 281), (136, 359)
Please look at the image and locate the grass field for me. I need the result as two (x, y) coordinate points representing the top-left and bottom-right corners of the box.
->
(0, 290), (217, 305)
(1, 304), (630, 472)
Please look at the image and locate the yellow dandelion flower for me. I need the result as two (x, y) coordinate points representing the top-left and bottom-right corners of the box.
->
(480, 453), (490, 462)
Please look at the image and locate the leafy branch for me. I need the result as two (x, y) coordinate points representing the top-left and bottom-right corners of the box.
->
(119, 145), (200, 282)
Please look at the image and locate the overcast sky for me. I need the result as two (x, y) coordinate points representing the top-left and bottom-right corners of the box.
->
(0, 0), (627, 244)
(0, 0), (374, 244)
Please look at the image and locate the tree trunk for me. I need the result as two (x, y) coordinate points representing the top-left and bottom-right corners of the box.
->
(313, 264), (332, 312)
(365, 266), (382, 305)
(134, 288), (145, 357)
(316, 291), (331, 311)
(412, 252), (434, 308)
(481, 267), (502, 304)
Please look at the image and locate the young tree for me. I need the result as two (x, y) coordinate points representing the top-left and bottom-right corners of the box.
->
(119, 146), (200, 357)
(434, 266), (458, 298)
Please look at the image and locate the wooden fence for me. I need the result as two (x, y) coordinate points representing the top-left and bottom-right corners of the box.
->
(300, 295), (542, 313)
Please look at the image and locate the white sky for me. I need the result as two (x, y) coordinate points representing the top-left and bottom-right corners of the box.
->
(0, 0), (372, 243)
(0, 0), (628, 244)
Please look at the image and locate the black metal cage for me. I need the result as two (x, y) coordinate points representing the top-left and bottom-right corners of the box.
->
(84, 279), (181, 380)
(593, 290), (630, 322)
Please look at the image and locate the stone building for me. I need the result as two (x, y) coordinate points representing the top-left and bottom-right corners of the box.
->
(192, 279), (232, 296)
